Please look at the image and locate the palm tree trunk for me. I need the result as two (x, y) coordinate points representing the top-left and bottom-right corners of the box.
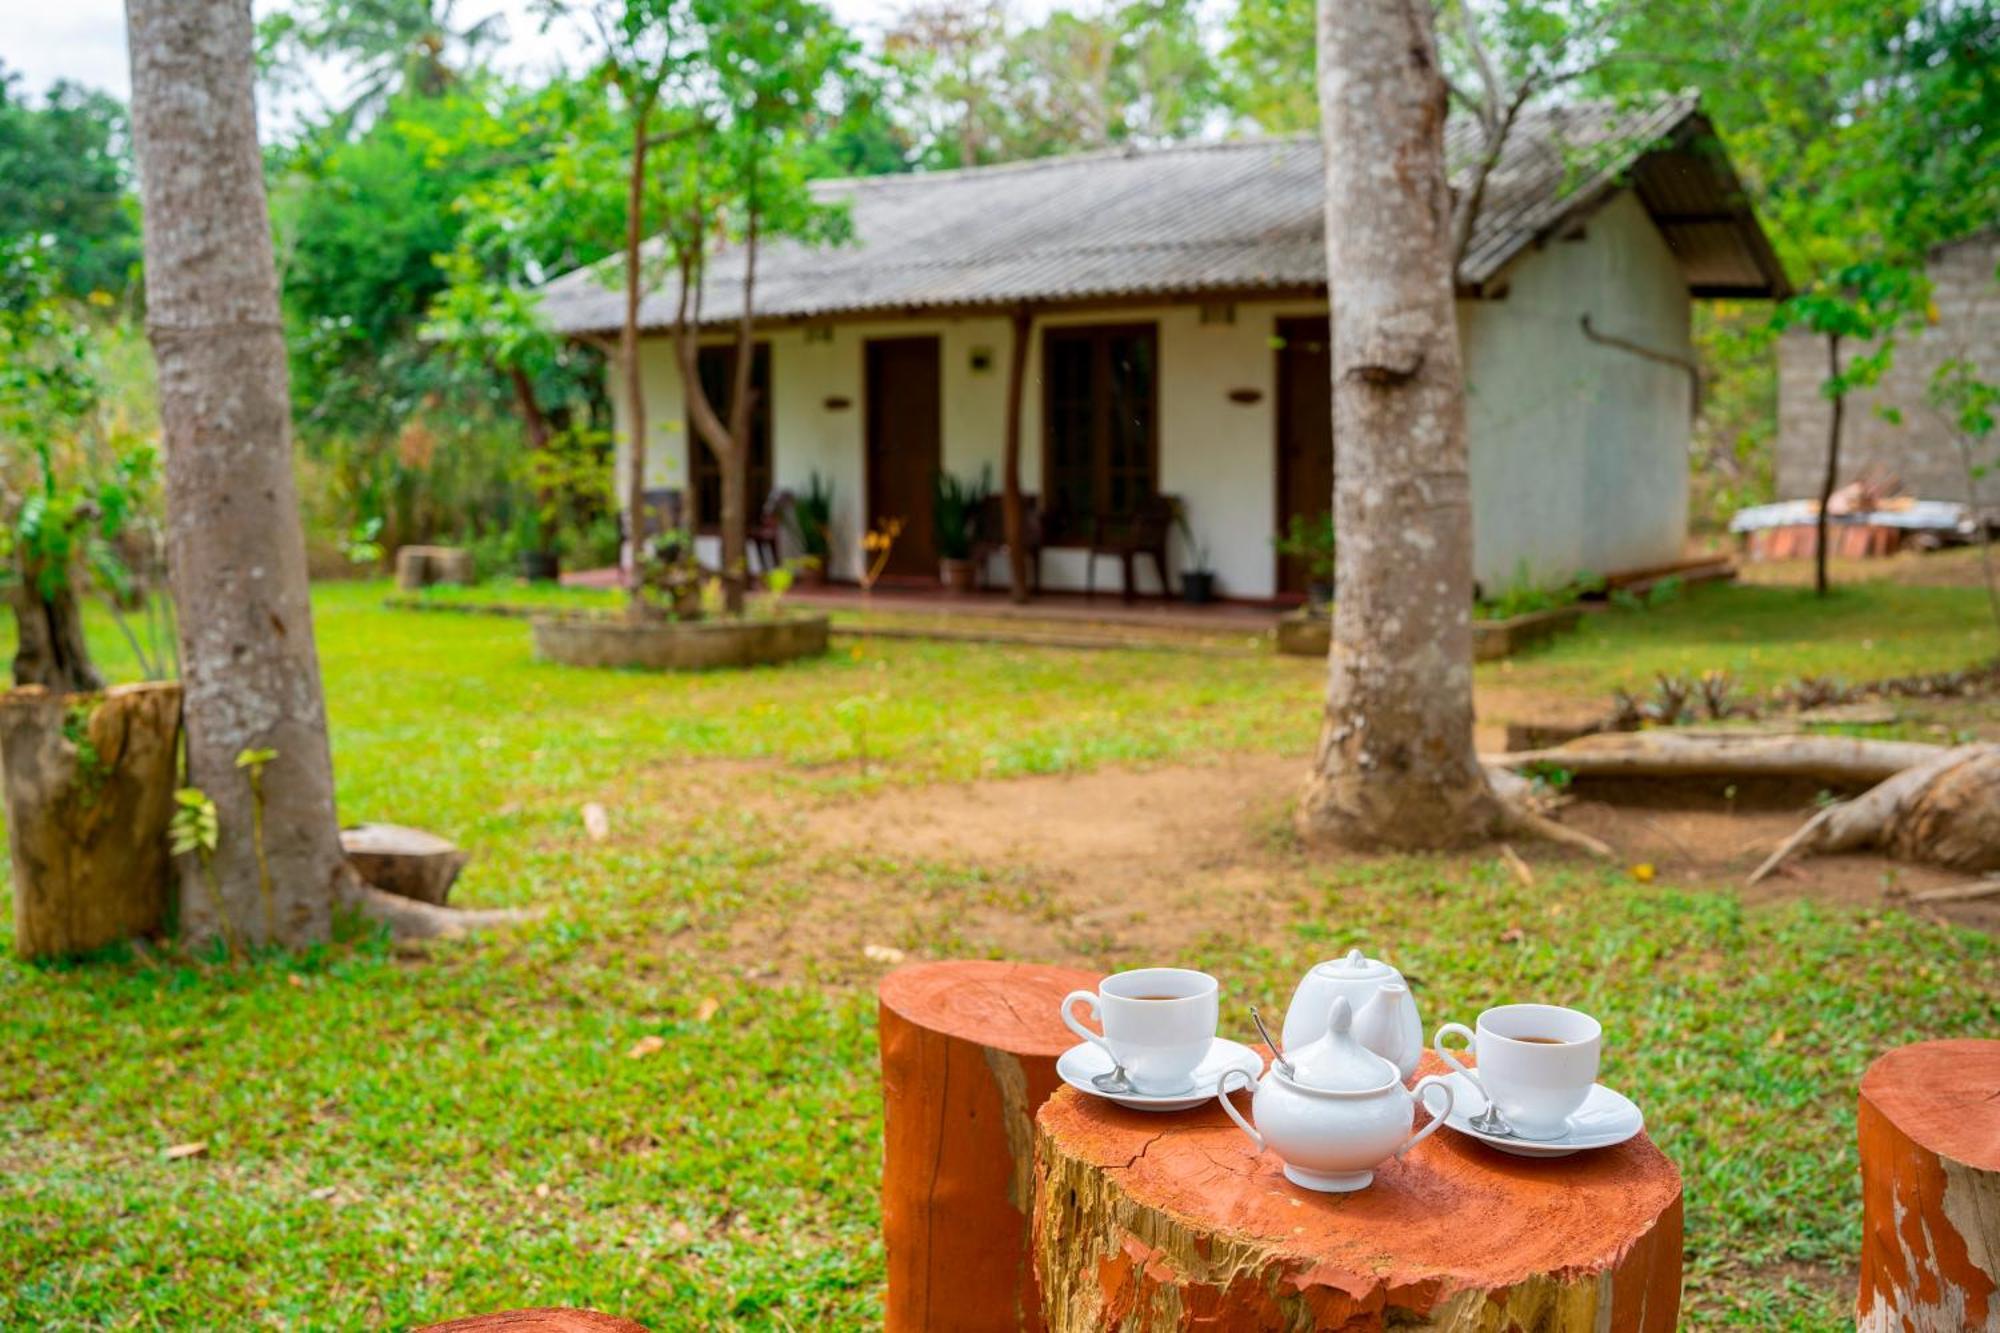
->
(126, 0), (353, 947)
(1296, 0), (1503, 849)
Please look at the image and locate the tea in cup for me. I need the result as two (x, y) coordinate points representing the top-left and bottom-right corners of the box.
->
(1433, 1003), (1601, 1140)
(1060, 968), (1219, 1095)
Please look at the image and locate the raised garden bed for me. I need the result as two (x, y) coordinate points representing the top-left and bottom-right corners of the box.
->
(532, 613), (830, 671)
(1273, 604), (1584, 661)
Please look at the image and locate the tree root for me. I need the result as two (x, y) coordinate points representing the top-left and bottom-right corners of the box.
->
(342, 883), (545, 940)
(1492, 732), (1946, 787)
(1498, 802), (1615, 859)
(1749, 744), (2000, 884)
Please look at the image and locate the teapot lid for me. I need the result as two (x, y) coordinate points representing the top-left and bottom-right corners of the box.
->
(1286, 996), (1398, 1091)
(1312, 947), (1397, 982)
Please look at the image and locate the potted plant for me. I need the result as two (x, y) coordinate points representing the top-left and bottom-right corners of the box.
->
(515, 505), (559, 583)
(1174, 501), (1218, 604)
(787, 470), (835, 586)
(933, 465), (991, 594)
(1274, 513), (1337, 610)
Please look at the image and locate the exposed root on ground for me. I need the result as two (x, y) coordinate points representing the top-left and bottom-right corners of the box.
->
(344, 883), (545, 939)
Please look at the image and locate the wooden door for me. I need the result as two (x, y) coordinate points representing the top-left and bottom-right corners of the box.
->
(865, 336), (942, 579)
(1275, 315), (1334, 595)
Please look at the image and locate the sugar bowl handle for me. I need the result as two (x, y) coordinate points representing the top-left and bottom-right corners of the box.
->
(1214, 1067), (1265, 1152)
(1394, 1075), (1456, 1158)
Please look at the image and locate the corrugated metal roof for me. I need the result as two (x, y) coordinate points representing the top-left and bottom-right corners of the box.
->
(536, 93), (1788, 335)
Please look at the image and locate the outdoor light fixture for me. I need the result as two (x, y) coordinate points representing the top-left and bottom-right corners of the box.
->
(969, 346), (995, 372)
(1227, 388), (1263, 405)
(823, 395), (852, 411)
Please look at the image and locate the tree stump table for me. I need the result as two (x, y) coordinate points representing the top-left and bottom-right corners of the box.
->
(1033, 1054), (1683, 1330)
(879, 959), (1101, 1332)
(1857, 1038), (2000, 1331)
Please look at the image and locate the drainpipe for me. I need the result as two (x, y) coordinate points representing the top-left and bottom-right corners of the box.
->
(1580, 313), (1702, 420)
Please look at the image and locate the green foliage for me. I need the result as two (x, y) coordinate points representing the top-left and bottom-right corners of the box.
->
(789, 470), (836, 563)
(0, 67), (138, 300)
(0, 236), (160, 629)
(1271, 512), (1336, 581)
(1476, 563), (1604, 620)
(167, 787), (220, 860)
(883, 0), (1220, 168)
(1689, 303), (1778, 532)
(931, 465), (992, 561)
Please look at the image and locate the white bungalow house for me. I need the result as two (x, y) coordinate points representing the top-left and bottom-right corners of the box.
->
(535, 94), (1788, 600)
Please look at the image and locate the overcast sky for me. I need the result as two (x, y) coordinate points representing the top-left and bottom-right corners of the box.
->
(1, 0), (919, 108)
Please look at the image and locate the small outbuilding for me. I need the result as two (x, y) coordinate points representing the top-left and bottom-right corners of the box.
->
(537, 93), (1788, 600)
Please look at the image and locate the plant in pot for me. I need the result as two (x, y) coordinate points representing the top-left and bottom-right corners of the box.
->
(1173, 500), (1218, 604)
(523, 426), (612, 583)
(1273, 513), (1337, 611)
(787, 470), (835, 586)
(933, 465), (992, 594)
(0, 236), (182, 961)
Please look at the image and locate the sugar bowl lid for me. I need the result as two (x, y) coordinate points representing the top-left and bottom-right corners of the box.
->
(1286, 995), (1398, 1091)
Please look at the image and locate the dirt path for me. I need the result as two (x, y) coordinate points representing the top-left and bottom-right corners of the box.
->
(703, 754), (1990, 983)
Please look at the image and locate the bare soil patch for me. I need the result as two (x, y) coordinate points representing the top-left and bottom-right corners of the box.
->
(681, 754), (1995, 984)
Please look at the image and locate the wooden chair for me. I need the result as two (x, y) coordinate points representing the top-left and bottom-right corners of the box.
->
(749, 488), (794, 576)
(1085, 494), (1178, 603)
(970, 493), (1044, 595)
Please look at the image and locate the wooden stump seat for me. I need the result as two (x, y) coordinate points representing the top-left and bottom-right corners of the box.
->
(395, 544), (475, 591)
(879, 959), (1101, 1332)
(1032, 1053), (1683, 1330)
(416, 1309), (647, 1332)
(1857, 1038), (2000, 1330)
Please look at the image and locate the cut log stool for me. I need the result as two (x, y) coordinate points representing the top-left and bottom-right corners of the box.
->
(1034, 1052), (1683, 1330)
(1857, 1038), (2000, 1330)
(879, 960), (1100, 1332)
(342, 822), (468, 906)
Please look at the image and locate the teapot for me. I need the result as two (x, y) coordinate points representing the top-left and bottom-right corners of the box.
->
(1282, 947), (1423, 1080)
(1217, 996), (1454, 1193)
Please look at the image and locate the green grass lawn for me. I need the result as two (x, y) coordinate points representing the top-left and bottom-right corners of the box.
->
(3, 579), (1996, 1329)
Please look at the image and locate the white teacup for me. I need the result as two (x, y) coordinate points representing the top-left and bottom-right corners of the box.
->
(1434, 1004), (1601, 1140)
(1061, 968), (1219, 1096)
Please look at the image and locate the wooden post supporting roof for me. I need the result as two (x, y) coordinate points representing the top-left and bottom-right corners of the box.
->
(1002, 307), (1032, 603)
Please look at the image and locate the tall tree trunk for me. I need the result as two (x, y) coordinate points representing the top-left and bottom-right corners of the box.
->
(621, 98), (653, 613)
(9, 559), (103, 694)
(1002, 307), (1032, 603)
(1296, 0), (1504, 849)
(718, 184), (761, 617)
(1816, 333), (1843, 598)
(126, 0), (352, 948)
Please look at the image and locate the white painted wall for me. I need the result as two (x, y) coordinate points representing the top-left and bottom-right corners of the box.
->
(610, 187), (1693, 598)
(1459, 190), (1693, 591)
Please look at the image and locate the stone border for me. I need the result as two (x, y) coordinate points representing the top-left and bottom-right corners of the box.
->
(531, 614), (831, 671)
(1274, 604), (1584, 660)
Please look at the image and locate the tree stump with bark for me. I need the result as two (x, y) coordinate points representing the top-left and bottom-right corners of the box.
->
(1033, 1054), (1683, 1330)
(395, 545), (476, 591)
(1857, 1039), (2000, 1331)
(879, 959), (1102, 1332)
(0, 683), (181, 960)
(341, 823), (468, 905)
(416, 1310), (648, 1332)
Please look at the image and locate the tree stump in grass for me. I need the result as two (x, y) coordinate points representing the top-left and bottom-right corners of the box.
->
(0, 683), (181, 960)
(341, 823), (468, 905)
(1857, 1039), (2000, 1331)
(416, 1310), (648, 1332)
(879, 959), (1101, 1332)
(1033, 1054), (1683, 1331)
(395, 545), (475, 591)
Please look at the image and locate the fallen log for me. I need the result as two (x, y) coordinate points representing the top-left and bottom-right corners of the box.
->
(1491, 732), (1945, 787)
(1750, 745), (2000, 883)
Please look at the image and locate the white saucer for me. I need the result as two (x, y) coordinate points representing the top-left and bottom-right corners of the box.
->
(1057, 1038), (1265, 1113)
(1432, 1071), (1644, 1158)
